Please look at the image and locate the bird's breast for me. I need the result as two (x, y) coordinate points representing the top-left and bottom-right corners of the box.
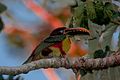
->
(49, 37), (71, 57)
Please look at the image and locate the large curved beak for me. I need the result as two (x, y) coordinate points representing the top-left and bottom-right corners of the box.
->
(65, 27), (90, 36)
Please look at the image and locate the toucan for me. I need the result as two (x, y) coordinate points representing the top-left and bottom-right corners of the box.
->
(23, 27), (90, 64)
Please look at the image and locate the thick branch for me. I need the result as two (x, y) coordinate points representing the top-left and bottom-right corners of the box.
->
(0, 52), (120, 75)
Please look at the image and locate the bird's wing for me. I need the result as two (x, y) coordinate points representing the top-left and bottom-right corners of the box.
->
(23, 42), (54, 64)
(23, 35), (66, 64)
(44, 35), (66, 43)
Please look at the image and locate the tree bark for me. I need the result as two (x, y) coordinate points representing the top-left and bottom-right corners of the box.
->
(0, 51), (120, 75)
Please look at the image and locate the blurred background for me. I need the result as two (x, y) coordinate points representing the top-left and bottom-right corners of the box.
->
(0, 0), (77, 80)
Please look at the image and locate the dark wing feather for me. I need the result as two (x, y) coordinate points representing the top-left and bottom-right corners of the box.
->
(23, 42), (54, 64)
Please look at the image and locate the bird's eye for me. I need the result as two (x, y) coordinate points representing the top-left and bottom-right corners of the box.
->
(59, 30), (64, 33)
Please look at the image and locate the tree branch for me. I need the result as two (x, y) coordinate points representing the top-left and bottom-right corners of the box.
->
(111, 18), (120, 25)
(0, 52), (120, 75)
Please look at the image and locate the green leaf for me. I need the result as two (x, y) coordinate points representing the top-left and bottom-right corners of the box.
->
(79, 13), (89, 29)
(0, 2), (7, 13)
(103, 2), (113, 19)
(0, 75), (4, 80)
(94, 49), (105, 58)
(94, 0), (104, 11)
(73, 2), (85, 27)
(94, 45), (111, 59)
(112, 11), (120, 19)
(80, 69), (93, 77)
(86, 0), (96, 20)
(0, 17), (4, 32)
(91, 0), (112, 25)
(79, 69), (87, 77)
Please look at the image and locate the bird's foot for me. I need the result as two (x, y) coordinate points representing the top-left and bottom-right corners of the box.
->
(60, 55), (71, 69)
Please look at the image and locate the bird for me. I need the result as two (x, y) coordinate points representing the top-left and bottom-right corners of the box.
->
(23, 27), (90, 64)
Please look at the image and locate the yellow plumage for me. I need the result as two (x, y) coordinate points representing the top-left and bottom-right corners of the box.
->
(49, 37), (71, 57)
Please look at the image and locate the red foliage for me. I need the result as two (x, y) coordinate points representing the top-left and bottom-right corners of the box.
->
(24, 0), (63, 28)
(68, 42), (88, 57)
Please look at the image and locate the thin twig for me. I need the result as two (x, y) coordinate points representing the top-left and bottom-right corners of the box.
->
(111, 19), (120, 25)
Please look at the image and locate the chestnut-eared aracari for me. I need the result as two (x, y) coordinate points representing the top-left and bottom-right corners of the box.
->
(23, 27), (90, 64)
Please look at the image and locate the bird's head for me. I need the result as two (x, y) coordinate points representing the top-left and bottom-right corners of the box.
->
(50, 27), (90, 36)
(64, 27), (90, 36)
(45, 27), (90, 43)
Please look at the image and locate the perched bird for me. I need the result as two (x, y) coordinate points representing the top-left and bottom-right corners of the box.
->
(23, 27), (90, 64)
